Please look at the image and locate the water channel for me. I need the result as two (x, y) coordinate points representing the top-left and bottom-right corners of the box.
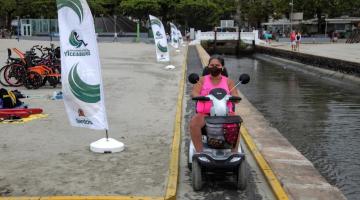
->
(225, 55), (360, 199)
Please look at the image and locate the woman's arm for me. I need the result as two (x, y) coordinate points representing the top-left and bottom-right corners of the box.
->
(191, 77), (204, 98)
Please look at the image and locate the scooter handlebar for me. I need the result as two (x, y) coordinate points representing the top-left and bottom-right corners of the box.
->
(192, 96), (211, 101)
(228, 96), (242, 101)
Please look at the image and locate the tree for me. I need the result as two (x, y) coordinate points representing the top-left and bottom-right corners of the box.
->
(297, 0), (327, 31)
(0, 0), (17, 29)
(89, 0), (121, 16)
(241, 0), (274, 28)
(212, 0), (237, 20)
(88, 0), (109, 16)
(1, 0), (359, 33)
(176, 0), (219, 30)
(271, 0), (289, 19)
(157, 0), (178, 27)
(118, 0), (160, 22)
(24, 0), (57, 18)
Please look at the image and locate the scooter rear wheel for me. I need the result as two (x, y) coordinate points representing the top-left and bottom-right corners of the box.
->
(192, 159), (203, 191)
(237, 160), (248, 190)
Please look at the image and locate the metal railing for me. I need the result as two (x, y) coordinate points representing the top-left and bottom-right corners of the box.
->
(196, 30), (261, 44)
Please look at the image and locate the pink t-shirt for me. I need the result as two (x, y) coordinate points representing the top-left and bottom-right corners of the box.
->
(196, 75), (233, 114)
(290, 32), (296, 41)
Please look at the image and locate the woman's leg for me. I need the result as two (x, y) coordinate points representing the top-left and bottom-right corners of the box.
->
(296, 42), (300, 51)
(189, 113), (206, 152)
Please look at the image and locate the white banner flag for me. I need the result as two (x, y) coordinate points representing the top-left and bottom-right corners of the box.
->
(57, 0), (108, 130)
(170, 23), (179, 49)
(149, 15), (169, 62)
(177, 29), (183, 45)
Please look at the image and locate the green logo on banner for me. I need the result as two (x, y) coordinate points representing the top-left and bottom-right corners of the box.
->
(65, 30), (91, 56)
(69, 31), (88, 48)
(157, 42), (167, 53)
(69, 63), (100, 103)
(155, 31), (163, 39)
(150, 19), (162, 28)
(57, 0), (84, 23)
(156, 31), (162, 37)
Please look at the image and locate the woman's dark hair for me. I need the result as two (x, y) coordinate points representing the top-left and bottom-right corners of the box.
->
(203, 55), (228, 77)
(208, 55), (225, 66)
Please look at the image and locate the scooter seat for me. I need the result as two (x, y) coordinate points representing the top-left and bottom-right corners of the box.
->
(205, 116), (242, 124)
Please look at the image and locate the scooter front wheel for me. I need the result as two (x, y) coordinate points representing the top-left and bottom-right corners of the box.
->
(192, 159), (203, 191)
(237, 160), (248, 190)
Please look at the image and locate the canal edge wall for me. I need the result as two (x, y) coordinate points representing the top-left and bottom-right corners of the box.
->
(255, 45), (360, 79)
(196, 44), (346, 200)
(253, 53), (360, 86)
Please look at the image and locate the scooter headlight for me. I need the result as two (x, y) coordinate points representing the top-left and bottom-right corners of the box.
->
(230, 157), (241, 163)
(198, 156), (210, 163)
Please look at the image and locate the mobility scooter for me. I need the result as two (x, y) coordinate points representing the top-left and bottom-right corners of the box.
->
(188, 72), (250, 191)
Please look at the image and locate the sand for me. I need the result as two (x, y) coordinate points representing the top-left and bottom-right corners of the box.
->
(0, 39), (185, 197)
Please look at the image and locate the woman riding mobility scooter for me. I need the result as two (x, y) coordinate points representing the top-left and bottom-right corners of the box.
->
(188, 66), (250, 191)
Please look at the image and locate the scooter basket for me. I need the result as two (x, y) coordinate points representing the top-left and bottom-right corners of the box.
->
(205, 122), (240, 149)
(205, 122), (227, 148)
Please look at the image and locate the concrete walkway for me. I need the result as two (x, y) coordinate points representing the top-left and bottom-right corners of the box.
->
(177, 46), (275, 200)
(0, 40), (185, 197)
(260, 42), (360, 64)
(193, 44), (346, 200)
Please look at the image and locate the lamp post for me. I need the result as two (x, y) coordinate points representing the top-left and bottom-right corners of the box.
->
(325, 18), (328, 38)
(236, 0), (241, 56)
(289, 0), (294, 32)
(49, 18), (53, 42)
(136, 19), (140, 43)
(113, 15), (118, 42)
(16, 16), (20, 42)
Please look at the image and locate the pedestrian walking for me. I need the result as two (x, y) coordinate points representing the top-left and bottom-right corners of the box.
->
(296, 31), (302, 51)
(332, 31), (338, 43)
(264, 31), (269, 44)
(290, 31), (296, 51)
(268, 31), (273, 44)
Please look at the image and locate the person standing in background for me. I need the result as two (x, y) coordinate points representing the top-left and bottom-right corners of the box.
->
(332, 31), (339, 43)
(264, 31), (269, 44)
(296, 31), (302, 51)
(268, 31), (273, 44)
(290, 31), (296, 51)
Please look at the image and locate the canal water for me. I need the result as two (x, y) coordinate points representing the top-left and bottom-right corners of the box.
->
(225, 55), (360, 200)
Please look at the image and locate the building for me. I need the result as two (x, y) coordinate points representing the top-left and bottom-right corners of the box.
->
(262, 14), (360, 38)
(325, 16), (360, 35)
(215, 20), (238, 32)
(10, 16), (146, 37)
